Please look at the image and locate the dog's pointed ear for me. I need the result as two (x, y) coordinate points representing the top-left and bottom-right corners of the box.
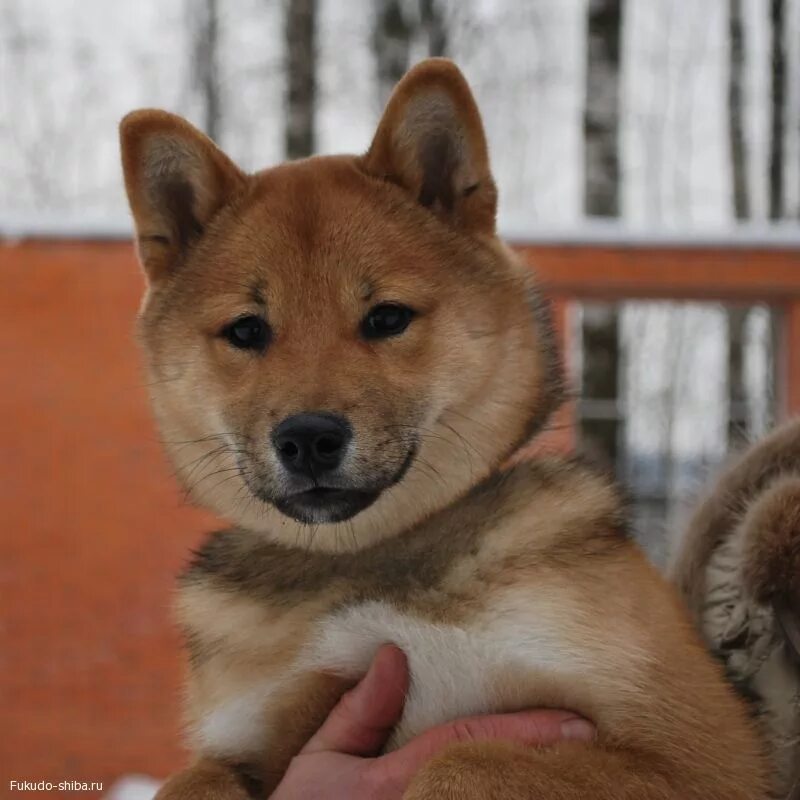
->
(119, 110), (246, 282)
(360, 59), (497, 234)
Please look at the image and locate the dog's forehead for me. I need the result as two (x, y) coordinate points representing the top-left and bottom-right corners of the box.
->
(190, 158), (454, 298)
(243, 156), (386, 245)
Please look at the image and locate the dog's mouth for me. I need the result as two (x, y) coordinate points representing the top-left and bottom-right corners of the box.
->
(273, 486), (382, 524)
(267, 445), (418, 525)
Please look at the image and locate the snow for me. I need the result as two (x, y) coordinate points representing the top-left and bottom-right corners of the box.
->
(2, 212), (800, 248)
(103, 776), (161, 800)
(2, 0), (798, 228)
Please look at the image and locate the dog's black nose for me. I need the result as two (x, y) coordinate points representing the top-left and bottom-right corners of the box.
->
(273, 413), (351, 476)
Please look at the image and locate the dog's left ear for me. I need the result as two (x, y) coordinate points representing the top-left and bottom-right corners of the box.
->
(360, 58), (497, 235)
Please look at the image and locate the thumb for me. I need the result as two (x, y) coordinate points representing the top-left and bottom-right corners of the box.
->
(301, 644), (409, 757)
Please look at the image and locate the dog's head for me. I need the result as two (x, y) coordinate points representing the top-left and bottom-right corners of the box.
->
(120, 59), (561, 549)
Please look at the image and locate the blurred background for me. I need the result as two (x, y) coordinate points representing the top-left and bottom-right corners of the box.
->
(1, 0), (799, 796)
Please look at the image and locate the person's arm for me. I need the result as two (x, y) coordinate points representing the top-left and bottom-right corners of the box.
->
(271, 645), (594, 799)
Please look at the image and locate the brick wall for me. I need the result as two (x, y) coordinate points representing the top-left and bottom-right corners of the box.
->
(2, 242), (217, 794)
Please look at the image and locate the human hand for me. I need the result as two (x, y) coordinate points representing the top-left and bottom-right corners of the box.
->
(269, 644), (595, 799)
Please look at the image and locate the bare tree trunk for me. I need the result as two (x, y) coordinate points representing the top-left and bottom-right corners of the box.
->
(373, 0), (448, 107)
(192, 0), (222, 141)
(373, 0), (413, 105)
(727, 0), (750, 446)
(580, 304), (622, 467)
(584, 0), (622, 217)
(727, 306), (749, 444)
(729, 0), (749, 220)
(419, 0), (448, 58)
(581, 0), (623, 469)
(769, 0), (786, 220)
(284, 0), (317, 160)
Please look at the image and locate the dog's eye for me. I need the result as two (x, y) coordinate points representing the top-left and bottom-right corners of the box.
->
(361, 304), (415, 340)
(222, 315), (270, 351)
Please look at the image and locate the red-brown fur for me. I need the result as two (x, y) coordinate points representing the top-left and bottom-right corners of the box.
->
(120, 60), (768, 799)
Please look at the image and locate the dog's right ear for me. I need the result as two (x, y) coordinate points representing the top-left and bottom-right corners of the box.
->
(119, 110), (246, 282)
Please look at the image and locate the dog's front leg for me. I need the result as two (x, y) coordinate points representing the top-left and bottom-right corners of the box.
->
(154, 759), (256, 800)
(155, 671), (353, 800)
(402, 741), (738, 800)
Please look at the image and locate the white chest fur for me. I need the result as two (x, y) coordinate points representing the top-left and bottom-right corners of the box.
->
(195, 597), (600, 758)
(300, 600), (585, 749)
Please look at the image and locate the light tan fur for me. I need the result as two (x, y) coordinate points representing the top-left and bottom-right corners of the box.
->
(670, 420), (800, 799)
(120, 60), (767, 798)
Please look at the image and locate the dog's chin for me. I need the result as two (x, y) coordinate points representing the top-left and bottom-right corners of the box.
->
(273, 487), (382, 524)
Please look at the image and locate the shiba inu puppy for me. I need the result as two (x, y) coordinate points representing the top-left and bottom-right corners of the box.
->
(120, 59), (766, 798)
(671, 420), (800, 798)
